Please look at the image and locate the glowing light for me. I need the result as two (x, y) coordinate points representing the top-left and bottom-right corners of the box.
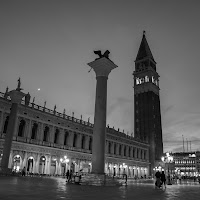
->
(37, 88), (40, 91)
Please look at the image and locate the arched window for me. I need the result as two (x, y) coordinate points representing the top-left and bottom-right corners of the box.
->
(43, 126), (49, 142)
(18, 120), (26, 137)
(124, 146), (126, 156)
(108, 142), (111, 154)
(119, 145), (121, 155)
(3, 116), (9, 133)
(31, 123), (38, 140)
(64, 131), (69, 145)
(73, 134), (77, 147)
(81, 135), (85, 149)
(54, 129), (59, 144)
(89, 137), (92, 151)
(114, 144), (116, 154)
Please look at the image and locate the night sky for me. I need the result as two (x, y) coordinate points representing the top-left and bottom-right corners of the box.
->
(1, 0), (200, 153)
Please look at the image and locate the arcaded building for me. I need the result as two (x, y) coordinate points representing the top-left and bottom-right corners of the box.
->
(0, 32), (163, 177)
(0, 94), (149, 177)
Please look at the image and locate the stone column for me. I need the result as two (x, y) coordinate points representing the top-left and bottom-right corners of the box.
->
(59, 129), (65, 145)
(85, 135), (90, 150)
(88, 57), (117, 174)
(1, 88), (25, 170)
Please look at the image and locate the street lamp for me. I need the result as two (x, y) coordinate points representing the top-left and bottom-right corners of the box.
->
(161, 152), (174, 185)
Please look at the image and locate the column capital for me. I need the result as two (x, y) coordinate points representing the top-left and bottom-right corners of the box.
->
(8, 90), (25, 104)
(88, 57), (118, 78)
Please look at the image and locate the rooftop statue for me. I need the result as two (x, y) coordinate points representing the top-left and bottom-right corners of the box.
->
(16, 77), (23, 91)
(94, 50), (110, 60)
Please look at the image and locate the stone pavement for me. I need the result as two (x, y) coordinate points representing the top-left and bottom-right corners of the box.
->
(0, 176), (200, 200)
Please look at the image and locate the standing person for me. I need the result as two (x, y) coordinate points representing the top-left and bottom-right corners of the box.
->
(160, 171), (166, 189)
(22, 167), (26, 176)
(68, 170), (73, 183)
(124, 173), (128, 185)
(113, 170), (116, 179)
(155, 170), (161, 188)
(66, 170), (70, 182)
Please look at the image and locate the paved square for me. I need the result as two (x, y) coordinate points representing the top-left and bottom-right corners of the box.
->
(0, 176), (200, 200)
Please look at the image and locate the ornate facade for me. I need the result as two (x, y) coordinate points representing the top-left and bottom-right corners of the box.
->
(0, 94), (149, 177)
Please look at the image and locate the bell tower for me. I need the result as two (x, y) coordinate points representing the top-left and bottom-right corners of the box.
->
(133, 31), (163, 173)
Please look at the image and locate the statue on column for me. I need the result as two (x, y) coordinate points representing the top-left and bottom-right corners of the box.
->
(16, 77), (23, 91)
(94, 50), (110, 60)
(53, 105), (56, 114)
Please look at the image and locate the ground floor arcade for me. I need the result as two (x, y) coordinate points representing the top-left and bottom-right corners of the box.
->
(0, 141), (149, 178)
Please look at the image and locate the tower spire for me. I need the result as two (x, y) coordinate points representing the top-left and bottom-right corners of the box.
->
(135, 31), (155, 62)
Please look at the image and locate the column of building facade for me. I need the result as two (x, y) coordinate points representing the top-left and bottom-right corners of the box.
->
(58, 129), (64, 145)
(76, 133), (82, 149)
(135, 148), (137, 159)
(122, 145), (125, 157)
(34, 154), (40, 174)
(111, 142), (114, 154)
(32, 154), (37, 173)
(49, 126), (55, 144)
(142, 149), (145, 160)
(36, 122), (42, 142)
(45, 155), (51, 174)
(116, 143), (119, 155)
(26, 119), (32, 141)
(68, 131), (74, 147)
(84, 135), (90, 150)
(22, 151), (28, 169)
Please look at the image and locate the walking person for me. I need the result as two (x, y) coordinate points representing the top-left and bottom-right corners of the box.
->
(66, 170), (70, 182)
(22, 167), (26, 176)
(124, 173), (128, 185)
(155, 170), (161, 188)
(68, 170), (73, 183)
(160, 171), (166, 189)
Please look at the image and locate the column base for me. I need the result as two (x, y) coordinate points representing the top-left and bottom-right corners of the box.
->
(0, 167), (12, 176)
(81, 173), (122, 186)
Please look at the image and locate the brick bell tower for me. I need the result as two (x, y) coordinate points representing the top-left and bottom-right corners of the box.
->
(133, 31), (163, 174)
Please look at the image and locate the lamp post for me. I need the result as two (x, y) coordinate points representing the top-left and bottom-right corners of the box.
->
(161, 152), (174, 185)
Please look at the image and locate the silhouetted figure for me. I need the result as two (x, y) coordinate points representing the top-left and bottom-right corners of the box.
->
(68, 170), (73, 183)
(113, 170), (116, 179)
(124, 173), (128, 185)
(22, 167), (26, 176)
(160, 171), (166, 189)
(155, 170), (161, 188)
(66, 170), (69, 182)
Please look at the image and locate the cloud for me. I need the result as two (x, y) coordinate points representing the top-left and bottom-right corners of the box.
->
(163, 110), (200, 152)
(107, 97), (132, 117)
